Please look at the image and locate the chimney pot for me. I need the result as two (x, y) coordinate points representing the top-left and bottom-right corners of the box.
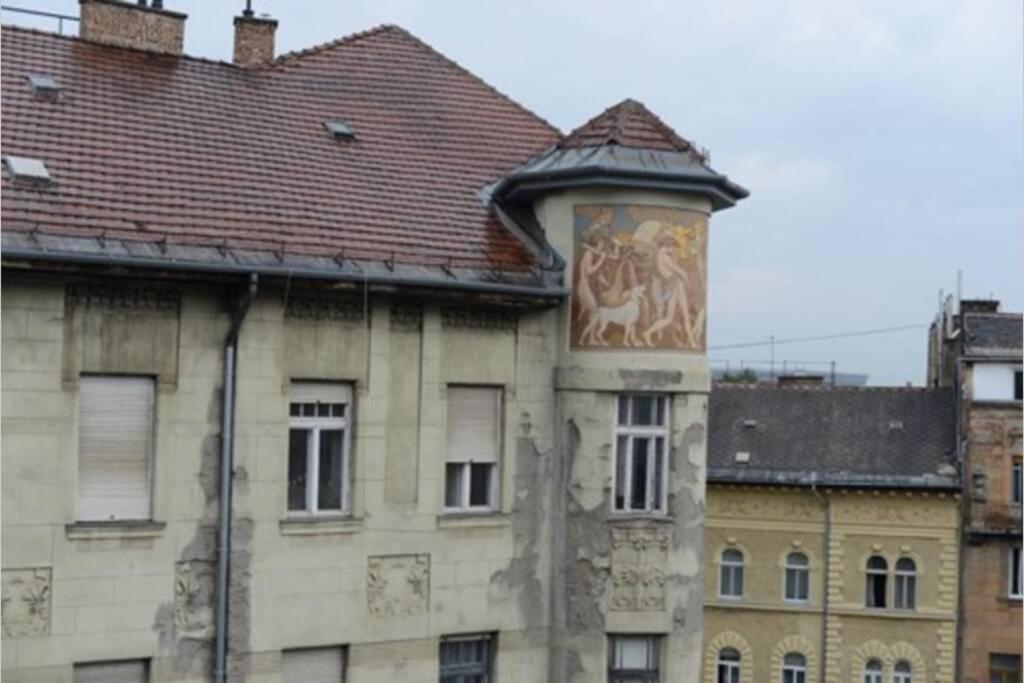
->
(233, 12), (277, 67)
(79, 0), (187, 55)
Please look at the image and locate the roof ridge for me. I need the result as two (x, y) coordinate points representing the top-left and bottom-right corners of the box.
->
(269, 22), (400, 66)
(712, 383), (945, 392)
(559, 97), (705, 158)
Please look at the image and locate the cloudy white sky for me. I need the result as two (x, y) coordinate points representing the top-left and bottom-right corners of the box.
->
(6, 1), (1022, 384)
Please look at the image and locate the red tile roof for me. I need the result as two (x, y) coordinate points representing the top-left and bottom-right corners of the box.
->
(1, 24), (561, 272)
(559, 98), (704, 158)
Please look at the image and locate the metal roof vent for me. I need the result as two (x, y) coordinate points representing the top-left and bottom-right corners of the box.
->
(888, 419), (904, 431)
(324, 120), (355, 141)
(27, 75), (62, 99)
(742, 419), (758, 428)
(4, 156), (52, 185)
(735, 451), (751, 464)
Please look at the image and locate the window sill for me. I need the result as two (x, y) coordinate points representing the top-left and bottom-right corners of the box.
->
(437, 512), (510, 529)
(66, 521), (166, 540)
(606, 513), (673, 524)
(279, 515), (363, 536)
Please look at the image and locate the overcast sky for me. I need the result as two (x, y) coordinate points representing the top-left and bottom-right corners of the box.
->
(6, 1), (1022, 384)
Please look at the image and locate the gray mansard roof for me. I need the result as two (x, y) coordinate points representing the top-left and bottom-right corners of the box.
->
(708, 384), (958, 490)
(963, 312), (1023, 359)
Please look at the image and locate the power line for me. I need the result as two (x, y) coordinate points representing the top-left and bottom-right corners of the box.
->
(708, 324), (926, 351)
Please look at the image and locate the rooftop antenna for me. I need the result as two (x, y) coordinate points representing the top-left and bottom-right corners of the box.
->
(242, 0), (254, 18)
(956, 269), (962, 314)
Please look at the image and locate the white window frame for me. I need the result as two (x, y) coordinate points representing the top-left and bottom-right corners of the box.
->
(783, 552), (810, 603)
(1010, 547), (1023, 599)
(865, 556), (888, 609)
(893, 660), (913, 683)
(287, 383), (352, 517)
(608, 635), (660, 683)
(894, 557), (917, 610)
(439, 633), (494, 682)
(862, 660), (883, 683)
(719, 549), (745, 600)
(443, 386), (502, 513)
(781, 652), (807, 683)
(717, 648), (741, 683)
(612, 394), (670, 514)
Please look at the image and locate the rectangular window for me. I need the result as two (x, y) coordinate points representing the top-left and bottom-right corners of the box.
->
(1010, 547), (1023, 599)
(1015, 370), (1023, 401)
(78, 376), (155, 521)
(73, 659), (148, 683)
(613, 395), (669, 513)
(990, 654), (1021, 683)
(445, 387), (501, 512)
(440, 634), (493, 682)
(282, 646), (345, 683)
(288, 383), (352, 515)
(1013, 460), (1022, 507)
(608, 635), (660, 683)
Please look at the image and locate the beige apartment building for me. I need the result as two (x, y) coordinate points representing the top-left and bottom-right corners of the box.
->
(703, 382), (961, 683)
(0, 1), (749, 681)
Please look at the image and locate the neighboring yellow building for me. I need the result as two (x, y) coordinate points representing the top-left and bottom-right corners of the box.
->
(704, 382), (960, 683)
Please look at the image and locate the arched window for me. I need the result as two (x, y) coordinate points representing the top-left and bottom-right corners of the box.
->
(717, 647), (741, 683)
(893, 660), (913, 683)
(862, 659), (883, 683)
(894, 557), (917, 610)
(784, 552), (810, 602)
(719, 549), (745, 599)
(865, 556), (888, 608)
(781, 652), (806, 683)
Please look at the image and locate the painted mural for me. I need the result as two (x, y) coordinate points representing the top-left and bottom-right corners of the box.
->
(571, 204), (707, 351)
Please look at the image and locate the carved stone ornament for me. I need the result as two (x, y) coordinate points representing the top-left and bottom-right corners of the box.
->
(441, 307), (517, 332)
(67, 283), (179, 312)
(1, 568), (51, 638)
(609, 528), (668, 611)
(285, 294), (366, 322)
(174, 561), (215, 639)
(367, 554), (430, 617)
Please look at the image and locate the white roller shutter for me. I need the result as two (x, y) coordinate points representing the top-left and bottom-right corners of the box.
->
(290, 382), (352, 405)
(447, 386), (501, 464)
(73, 660), (147, 683)
(77, 377), (154, 521)
(282, 647), (345, 683)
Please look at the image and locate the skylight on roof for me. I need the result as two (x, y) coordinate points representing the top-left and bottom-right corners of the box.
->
(4, 156), (53, 184)
(26, 75), (61, 97)
(324, 120), (355, 141)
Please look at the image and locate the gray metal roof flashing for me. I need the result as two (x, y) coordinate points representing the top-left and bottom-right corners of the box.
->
(493, 145), (749, 211)
(3, 155), (52, 184)
(707, 467), (960, 491)
(1, 231), (568, 303)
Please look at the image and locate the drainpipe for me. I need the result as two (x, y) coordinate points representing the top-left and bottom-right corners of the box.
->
(214, 274), (258, 683)
(953, 357), (966, 683)
(810, 474), (831, 683)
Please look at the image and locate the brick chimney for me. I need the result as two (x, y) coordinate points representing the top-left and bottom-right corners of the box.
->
(960, 299), (1001, 314)
(79, 0), (186, 55)
(233, 5), (277, 68)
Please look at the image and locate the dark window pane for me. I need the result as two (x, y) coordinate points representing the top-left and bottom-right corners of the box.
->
(618, 395), (629, 425)
(288, 429), (309, 511)
(317, 429), (344, 510)
(469, 463), (492, 507)
(289, 403), (300, 417)
(317, 403), (331, 417)
(445, 463), (463, 508)
(653, 438), (665, 511)
(1016, 371), (1023, 400)
(633, 396), (655, 425)
(615, 435), (628, 511)
(302, 403), (316, 417)
(631, 437), (650, 509)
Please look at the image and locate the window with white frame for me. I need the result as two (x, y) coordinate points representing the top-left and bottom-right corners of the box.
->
(439, 634), (493, 682)
(784, 552), (810, 602)
(717, 647), (741, 683)
(893, 660), (913, 683)
(613, 394), (669, 513)
(719, 548), (745, 599)
(894, 557), (917, 610)
(862, 659), (883, 683)
(77, 376), (155, 521)
(781, 652), (806, 683)
(281, 646), (345, 683)
(865, 556), (888, 608)
(445, 386), (501, 512)
(73, 659), (148, 683)
(608, 635), (660, 683)
(1013, 460), (1022, 507)
(1010, 547), (1023, 599)
(287, 383), (352, 515)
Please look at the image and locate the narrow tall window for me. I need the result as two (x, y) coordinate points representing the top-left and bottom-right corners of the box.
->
(990, 654), (1021, 683)
(608, 635), (660, 683)
(1013, 460), (1022, 507)
(894, 557), (917, 610)
(288, 383), (351, 515)
(445, 386), (501, 512)
(784, 552), (810, 602)
(719, 549), (745, 599)
(1015, 370), (1023, 401)
(613, 395), (669, 513)
(893, 661), (913, 683)
(1010, 547), (1023, 599)
(78, 376), (155, 521)
(281, 647), (345, 683)
(782, 653), (806, 683)
(440, 634), (493, 683)
(73, 659), (148, 683)
(717, 648), (741, 683)
(862, 659), (883, 683)
(865, 556), (888, 608)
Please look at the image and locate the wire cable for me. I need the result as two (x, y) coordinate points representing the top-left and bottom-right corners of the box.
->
(708, 324), (926, 351)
